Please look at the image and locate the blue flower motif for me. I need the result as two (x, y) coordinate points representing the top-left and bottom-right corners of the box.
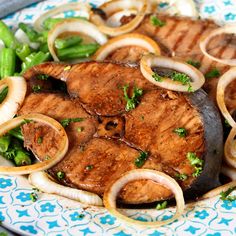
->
(0, 178), (12, 189)
(40, 202), (56, 213)
(24, 14), (33, 20)
(162, 215), (173, 221)
(0, 211), (5, 222)
(16, 192), (31, 202)
(206, 233), (221, 236)
(194, 210), (209, 220)
(20, 225), (38, 235)
(64, 10), (75, 18)
(204, 6), (216, 14)
(69, 212), (85, 221)
(225, 13), (236, 21)
(185, 226), (200, 234)
(221, 200), (236, 210)
(100, 214), (116, 225)
(224, 0), (233, 6)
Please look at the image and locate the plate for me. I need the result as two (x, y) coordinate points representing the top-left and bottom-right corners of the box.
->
(1, 0), (236, 235)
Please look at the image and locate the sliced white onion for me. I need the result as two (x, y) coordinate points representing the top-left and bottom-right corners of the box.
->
(221, 164), (236, 181)
(0, 76), (27, 125)
(106, 10), (137, 27)
(200, 26), (236, 66)
(93, 33), (161, 61)
(225, 126), (236, 168)
(34, 2), (91, 32)
(216, 67), (236, 127)
(140, 54), (205, 92)
(202, 181), (236, 200)
(15, 29), (40, 50)
(90, 0), (148, 36)
(48, 19), (107, 61)
(29, 171), (103, 206)
(103, 169), (185, 228)
(0, 113), (68, 175)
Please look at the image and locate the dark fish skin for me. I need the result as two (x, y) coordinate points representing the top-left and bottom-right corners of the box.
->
(21, 59), (223, 204)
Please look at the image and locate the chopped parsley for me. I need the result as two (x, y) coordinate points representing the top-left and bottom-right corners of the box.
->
(205, 68), (221, 79)
(57, 171), (65, 180)
(224, 119), (231, 128)
(77, 127), (84, 133)
(220, 186), (236, 201)
(60, 118), (84, 127)
(152, 72), (163, 82)
(30, 189), (38, 202)
(186, 60), (201, 69)
(37, 136), (43, 144)
(0, 87), (8, 103)
(171, 72), (193, 92)
(85, 165), (94, 171)
(37, 74), (48, 80)
(32, 85), (41, 93)
(176, 173), (188, 181)
(173, 127), (187, 138)
(134, 151), (148, 168)
(123, 84), (143, 111)
(150, 15), (166, 27)
(156, 200), (168, 210)
(187, 152), (204, 177)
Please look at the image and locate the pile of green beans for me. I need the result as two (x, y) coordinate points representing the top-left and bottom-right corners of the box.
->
(0, 16), (100, 80)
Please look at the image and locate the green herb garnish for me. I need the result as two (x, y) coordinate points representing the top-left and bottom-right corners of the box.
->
(205, 68), (221, 79)
(57, 171), (65, 180)
(156, 200), (168, 210)
(220, 186), (236, 201)
(123, 84), (143, 111)
(77, 214), (85, 219)
(186, 60), (201, 69)
(152, 72), (163, 82)
(37, 137), (43, 144)
(135, 151), (148, 168)
(60, 118), (84, 127)
(85, 165), (94, 171)
(150, 15), (166, 27)
(224, 119), (231, 128)
(173, 127), (187, 138)
(187, 152), (204, 177)
(30, 191), (38, 202)
(175, 173), (188, 181)
(77, 127), (84, 133)
(32, 85), (41, 93)
(37, 74), (48, 80)
(171, 72), (193, 92)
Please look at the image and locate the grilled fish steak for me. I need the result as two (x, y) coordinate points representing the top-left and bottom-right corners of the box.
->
(20, 61), (223, 204)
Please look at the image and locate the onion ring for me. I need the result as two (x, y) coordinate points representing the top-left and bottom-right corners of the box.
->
(216, 67), (236, 127)
(93, 33), (161, 61)
(202, 180), (236, 200)
(140, 54), (205, 92)
(221, 164), (236, 181)
(0, 76), (27, 125)
(90, 0), (148, 36)
(225, 125), (236, 168)
(103, 169), (185, 228)
(200, 26), (236, 66)
(48, 19), (107, 61)
(0, 113), (68, 175)
(29, 171), (103, 206)
(34, 2), (91, 32)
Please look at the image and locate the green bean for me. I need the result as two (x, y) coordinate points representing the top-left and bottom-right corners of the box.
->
(0, 86), (8, 103)
(16, 44), (31, 61)
(19, 23), (40, 42)
(8, 127), (24, 141)
(57, 43), (99, 61)
(39, 43), (49, 53)
(0, 48), (16, 78)
(0, 20), (19, 48)
(55, 36), (82, 49)
(21, 51), (50, 74)
(0, 135), (11, 152)
(14, 150), (31, 166)
(43, 17), (87, 30)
